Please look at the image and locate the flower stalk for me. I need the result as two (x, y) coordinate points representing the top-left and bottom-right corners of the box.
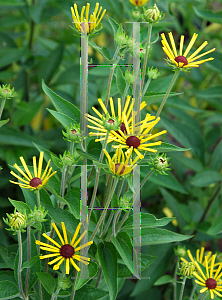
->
(17, 230), (27, 300)
(25, 225), (31, 298)
(0, 97), (6, 120)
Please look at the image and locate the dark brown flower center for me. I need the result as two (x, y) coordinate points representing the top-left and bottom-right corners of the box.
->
(108, 119), (114, 124)
(71, 129), (76, 134)
(115, 163), (125, 175)
(206, 278), (217, 289)
(60, 244), (75, 258)
(126, 136), (140, 148)
(160, 158), (164, 163)
(115, 123), (126, 136)
(30, 177), (42, 188)
(135, 0), (139, 4)
(175, 56), (188, 66)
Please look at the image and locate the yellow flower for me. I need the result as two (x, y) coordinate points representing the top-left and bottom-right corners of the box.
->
(161, 32), (215, 68)
(129, 0), (149, 6)
(109, 112), (166, 159)
(85, 95), (147, 142)
(10, 152), (57, 190)
(193, 255), (222, 299)
(162, 207), (178, 227)
(181, 247), (220, 269)
(36, 222), (93, 275)
(71, 3), (106, 34)
(103, 145), (140, 177)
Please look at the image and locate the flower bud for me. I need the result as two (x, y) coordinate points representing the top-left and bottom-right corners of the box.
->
(174, 245), (187, 258)
(124, 70), (134, 85)
(147, 67), (160, 79)
(62, 123), (83, 143)
(29, 206), (47, 223)
(148, 153), (171, 175)
(115, 25), (128, 46)
(0, 84), (16, 99)
(119, 191), (133, 212)
(102, 115), (121, 131)
(4, 210), (27, 233)
(58, 276), (72, 290)
(60, 150), (80, 166)
(143, 4), (165, 23)
(180, 262), (196, 278)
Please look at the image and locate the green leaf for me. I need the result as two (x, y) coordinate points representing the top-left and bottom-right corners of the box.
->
(0, 281), (19, 300)
(75, 285), (109, 300)
(154, 142), (190, 153)
(87, 139), (102, 161)
(0, 0), (25, 5)
(116, 67), (126, 95)
(194, 86), (222, 99)
(211, 140), (222, 171)
(154, 275), (175, 285)
(145, 171), (188, 194)
(74, 261), (98, 291)
(76, 148), (99, 162)
(88, 42), (112, 63)
(191, 170), (222, 187)
(42, 81), (80, 123)
(121, 213), (174, 229)
(0, 119), (9, 128)
(133, 228), (192, 246)
(64, 188), (80, 220)
(107, 15), (119, 36)
(13, 101), (43, 126)
(36, 273), (55, 295)
(97, 242), (118, 300)
(207, 216), (222, 235)
(8, 198), (32, 215)
(193, 6), (222, 24)
(22, 256), (39, 269)
(0, 245), (15, 270)
(0, 48), (25, 68)
(38, 44), (64, 84)
(111, 232), (135, 276)
(47, 108), (74, 128)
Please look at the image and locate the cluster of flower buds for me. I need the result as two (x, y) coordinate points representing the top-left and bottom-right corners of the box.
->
(102, 114), (121, 131)
(62, 123), (83, 143)
(60, 150), (80, 166)
(0, 84), (16, 100)
(28, 206), (48, 224)
(3, 210), (28, 234)
(143, 4), (165, 23)
(147, 67), (160, 80)
(118, 191), (133, 212)
(148, 153), (171, 175)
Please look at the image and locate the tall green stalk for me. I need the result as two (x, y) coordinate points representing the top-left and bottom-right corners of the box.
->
(17, 230), (27, 300)
(179, 277), (187, 300)
(25, 225), (31, 298)
(0, 96), (6, 120)
(36, 190), (43, 300)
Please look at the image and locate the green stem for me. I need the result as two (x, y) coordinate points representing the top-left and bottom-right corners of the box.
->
(121, 82), (130, 110)
(133, 170), (154, 208)
(112, 210), (122, 237)
(88, 132), (110, 221)
(136, 23), (152, 123)
(36, 191), (43, 300)
(155, 70), (180, 120)
(0, 97), (6, 120)
(25, 225), (31, 298)
(201, 293), (207, 300)
(105, 45), (121, 108)
(189, 283), (197, 300)
(174, 258), (179, 300)
(101, 210), (114, 237)
(116, 180), (124, 200)
(100, 176), (114, 234)
(179, 277), (186, 300)
(70, 267), (78, 300)
(95, 267), (102, 288)
(50, 268), (66, 300)
(17, 230), (27, 300)
(90, 177), (119, 242)
(141, 78), (151, 98)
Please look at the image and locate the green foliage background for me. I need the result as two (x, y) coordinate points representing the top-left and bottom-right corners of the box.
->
(0, 0), (221, 299)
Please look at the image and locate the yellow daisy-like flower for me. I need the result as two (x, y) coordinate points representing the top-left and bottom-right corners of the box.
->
(181, 247), (220, 269)
(161, 32), (215, 68)
(109, 112), (166, 159)
(103, 145), (140, 177)
(193, 255), (222, 299)
(10, 151), (57, 190)
(36, 222), (93, 275)
(71, 3), (106, 34)
(129, 0), (149, 6)
(85, 96), (147, 142)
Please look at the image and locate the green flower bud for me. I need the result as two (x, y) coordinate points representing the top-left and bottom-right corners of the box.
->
(60, 150), (80, 166)
(115, 25), (128, 46)
(4, 210), (27, 233)
(0, 84), (16, 99)
(124, 70), (134, 85)
(132, 10), (141, 21)
(147, 67), (160, 79)
(143, 4), (165, 23)
(102, 114), (121, 131)
(119, 191), (133, 212)
(216, 253), (222, 262)
(58, 276), (72, 290)
(148, 153), (171, 175)
(62, 123), (83, 143)
(174, 245), (187, 258)
(180, 262), (196, 278)
(28, 206), (47, 223)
